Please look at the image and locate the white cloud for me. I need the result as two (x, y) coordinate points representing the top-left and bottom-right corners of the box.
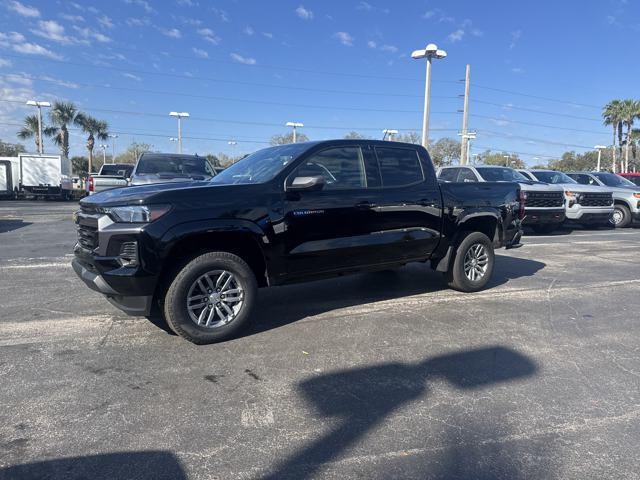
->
(211, 7), (230, 23)
(0, 58), (12, 68)
(60, 13), (85, 23)
(356, 2), (389, 14)
(510, 30), (522, 49)
(448, 29), (464, 42)
(31, 20), (75, 45)
(124, 0), (155, 13)
(243, 25), (254, 36)
(511, 67), (525, 74)
(367, 40), (377, 48)
(423, 10), (436, 19)
(125, 17), (151, 27)
(12, 42), (62, 60)
(295, 5), (313, 20)
(73, 26), (111, 43)
(6, 1), (40, 17)
(177, 0), (197, 5)
(230, 53), (256, 65)
(197, 28), (220, 44)
(122, 72), (142, 81)
(380, 44), (398, 53)
(262, 32), (273, 39)
(98, 15), (114, 28)
(192, 47), (208, 58)
(0, 31), (26, 45)
(161, 28), (182, 38)
(40, 75), (79, 89)
(333, 31), (354, 46)
(4, 73), (32, 86)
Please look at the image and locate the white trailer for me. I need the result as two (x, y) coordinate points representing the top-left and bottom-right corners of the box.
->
(19, 154), (73, 199)
(0, 157), (20, 199)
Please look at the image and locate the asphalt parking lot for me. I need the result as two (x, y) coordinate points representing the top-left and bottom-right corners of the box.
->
(0, 201), (639, 479)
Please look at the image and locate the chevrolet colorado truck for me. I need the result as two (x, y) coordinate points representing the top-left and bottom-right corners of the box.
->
(88, 163), (133, 195)
(438, 165), (566, 233)
(73, 140), (523, 344)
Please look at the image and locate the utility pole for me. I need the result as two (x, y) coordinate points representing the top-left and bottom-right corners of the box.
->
(169, 112), (190, 153)
(457, 130), (476, 165)
(594, 145), (607, 172)
(412, 44), (447, 148)
(460, 64), (471, 164)
(108, 134), (118, 163)
(285, 122), (304, 143)
(26, 100), (51, 154)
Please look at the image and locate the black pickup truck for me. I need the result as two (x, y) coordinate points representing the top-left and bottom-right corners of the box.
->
(73, 140), (522, 344)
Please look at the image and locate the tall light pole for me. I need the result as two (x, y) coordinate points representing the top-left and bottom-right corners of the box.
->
(228, 141), (238, 163)
(169, 112), (190, 153)
(412, 43), (447, 148)
(108, 134), (118, 162)
(382, 129), (398, 141)
(594, 145), (607, 172)
(26, 100), (51, 154)
(100, 144), (108, 164)
(457, 131), (477, 165)
(285, 122), (304, 143)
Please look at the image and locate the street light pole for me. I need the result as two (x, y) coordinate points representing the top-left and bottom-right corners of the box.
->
(382, 129), (398, 141)
(412, 44), (447, 148)
(26, 100), (51, 154)
(100, 144), (108, 164)
(503, 154), (510, 167)
(285, 122), (304, 143)
(457, 131), (477, 165)
(169, 112), (190, 153)
(108, 134), (118, 163)
(228, 141), (238, 163)
(594, 145), (607, 172)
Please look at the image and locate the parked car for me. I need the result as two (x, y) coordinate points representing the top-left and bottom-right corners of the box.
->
(129, 153), (216, 186)
(88, 163), (134, 195)
(73, 140), (523, 344)
(519, 170), (614, 227)
(567, 172), (640, 227)
(438, 165), (566, 233)
(618, 172), (640, 187)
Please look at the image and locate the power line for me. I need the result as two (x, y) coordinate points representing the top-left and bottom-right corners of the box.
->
(470, 84), (602, 109)
(471, 144), (563, 160)
(472, 99), (602, 122)
(479, 129), (594, 149)
(470, 113), (608, 135)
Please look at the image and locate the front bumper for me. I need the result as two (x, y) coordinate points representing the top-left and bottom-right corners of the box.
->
(566, 205), (613, 222)
(522, 209), (566, 225)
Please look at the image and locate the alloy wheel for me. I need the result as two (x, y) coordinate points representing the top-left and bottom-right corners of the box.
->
(463, 243), (489, 282)
(186, 270), (245, 328)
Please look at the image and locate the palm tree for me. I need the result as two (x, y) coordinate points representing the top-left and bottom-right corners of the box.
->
(620, 99), (640, 173)
(17, 115), (42, 152)
(44, 101), (80, 160)
(75, 113), (109, 174)
(603, 100), (623, 173)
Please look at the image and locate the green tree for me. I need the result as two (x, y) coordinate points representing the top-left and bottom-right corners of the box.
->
(0, 139), (26, 156)
(429, 138), (461, 166)
(396, 131), (421, 144)
(478, 150), (525, 168)
(343, 131), (367, 139)
(75, 114), (109, 174)
(603, 100), (623, 172)
(16, 115), (42, 153)
(270, 132), (309, 145)
(44, 101), (81, 159)
(619, 99), (640, 173)
(548, 151), (598, 172)
(114, 142), (152, 164)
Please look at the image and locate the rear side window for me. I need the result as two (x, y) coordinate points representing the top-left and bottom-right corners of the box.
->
(570, 174), (595, 185)
(457, 168), (478, 182)
(294, 147), (366, 190)
(375, 147), (424, 187)
(438, 168), (459, 182)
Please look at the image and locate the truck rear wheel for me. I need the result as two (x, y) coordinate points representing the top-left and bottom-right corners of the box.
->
(446, 232), (495, 292)
(164, 252), (257, 344)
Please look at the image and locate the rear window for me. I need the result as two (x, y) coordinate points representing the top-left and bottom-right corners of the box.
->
(476, 167), (528, 182)
(375, 147), (424, 187)
(101, 164), (133, 177)
(136, 155), (214, 176)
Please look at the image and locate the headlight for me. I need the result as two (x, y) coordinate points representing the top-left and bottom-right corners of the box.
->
(633, 193), (640, 199)
(104, 205), (170, 223)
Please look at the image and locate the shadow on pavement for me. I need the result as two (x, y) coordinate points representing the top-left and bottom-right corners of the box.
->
(0, 451), (187, 480)
(0, 220), (32, 234)
(258, 346), (538, 479)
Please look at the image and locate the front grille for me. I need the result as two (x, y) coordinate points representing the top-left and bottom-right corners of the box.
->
(525, 191), (564, 208)
(77, 224), (98, 250)
(579, 192), (613, 207)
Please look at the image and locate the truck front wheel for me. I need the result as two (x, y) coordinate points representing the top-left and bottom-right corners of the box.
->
(164, 252), (257, 344)
(446, 232), (495, 292)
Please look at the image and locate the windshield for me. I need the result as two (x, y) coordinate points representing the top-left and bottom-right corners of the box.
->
(210, 143), (310, 185)
(532, 171), (577, 184)
(476, 167), (528, 182)
(136, 155), (214, 177)
(100, 164), (133, 177)
(593, 172), (636, 187)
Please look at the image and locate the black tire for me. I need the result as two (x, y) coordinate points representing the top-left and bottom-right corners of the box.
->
(531, 224), (558, 234)
(611, 204), (631, 228)
(446, 232), (495, 293)
(163, 251), (257, 344)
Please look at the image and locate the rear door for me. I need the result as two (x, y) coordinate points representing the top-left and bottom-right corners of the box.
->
(0, 162), (9, 193)
(282, 144), (383, 276)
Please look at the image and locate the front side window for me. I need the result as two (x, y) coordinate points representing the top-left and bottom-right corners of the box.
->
(569, 174), (596, 185)
(458, 168), (478, 182)
(532, 171), (577, 184)
(293, 147), (366, 190)
(593, 172), (636, 187)
(475, 167), (528, 182)
(375, 147), (424, 187)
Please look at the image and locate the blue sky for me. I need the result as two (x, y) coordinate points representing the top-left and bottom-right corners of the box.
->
(0, 0), (637, 164)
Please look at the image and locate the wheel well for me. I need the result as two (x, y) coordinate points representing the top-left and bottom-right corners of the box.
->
(158, 232), (269, 292)
(614, 200), (630, 209)
(458, 216), (499, 244)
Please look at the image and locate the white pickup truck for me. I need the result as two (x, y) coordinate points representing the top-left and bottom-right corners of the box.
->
(88, 163), (134, 195)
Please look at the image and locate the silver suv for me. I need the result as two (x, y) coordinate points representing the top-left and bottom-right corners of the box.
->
(567, 172), (640, 228)
(438, 165), (566, 233)
(519, 170), (614, 227)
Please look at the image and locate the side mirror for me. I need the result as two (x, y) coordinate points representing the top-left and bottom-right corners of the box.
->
(287, 175), (325, 192)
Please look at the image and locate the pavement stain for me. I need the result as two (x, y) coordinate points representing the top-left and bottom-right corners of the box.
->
(204, 374), (225, 383)
(245, 369), (261, 381)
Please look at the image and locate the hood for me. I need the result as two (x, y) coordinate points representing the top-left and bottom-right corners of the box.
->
(601, 184), (640, 194)
(545, 183), (612, 194)
(80, 180), (216, 207)
(517, 182), (564, 193)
